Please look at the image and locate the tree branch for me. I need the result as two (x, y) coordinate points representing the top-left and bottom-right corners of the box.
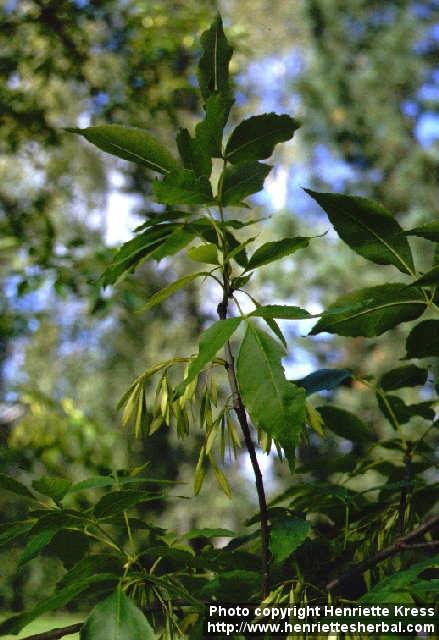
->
(327, 513), (439, 592)
(20, 623), (82, 640)
(217, 269), (270, 599)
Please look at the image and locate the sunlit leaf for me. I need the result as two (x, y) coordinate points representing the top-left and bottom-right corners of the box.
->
(80, 589), (155, 640)
(175, 318), (241, 397)
(237, 323), (306, 468)
(139, 272), (208, 312)
(249, 305), (311, 320)
(270, 517), (310, 563)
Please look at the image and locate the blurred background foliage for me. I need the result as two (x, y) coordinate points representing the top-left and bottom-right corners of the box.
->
(1, 0), (439, 614)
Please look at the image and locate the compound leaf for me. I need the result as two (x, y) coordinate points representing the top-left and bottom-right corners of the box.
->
(220, 161), (271, 206)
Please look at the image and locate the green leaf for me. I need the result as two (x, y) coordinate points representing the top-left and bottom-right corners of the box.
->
(176, 128), (211, 178)
(295, 368), (352, 396)
(46, 530), (90, 568)
(269, 517), (310, 563)
(263, 317), (287, 348)
(80, 589), (155, 640)
(182, 527), (235, 540)
(32, 477), (72, 504)
(100, 224), (179, 286)
(153, 169), (214, 205)
(139, 272), (207, 312)
(304, 189), (415, 275)
(18, 528), (65, 567)
(405, 222), (439, 242)
(310, 283), (426, 337)
(0, 473), (36, 500)
(198, 14), (233, 101)
(69, 476), (116, 492)
(236, 323), (306, 468)
(0, 522), (33, 547)
(246, 237), (311, 271)
(410, 264), (439, 287)
(148, 228), (194, 261)
(377, 394), (434, 426)
(380, 364), (428, 391)
(317, 406), (375, 443)
(249, 305), (311, 320)
(220, 161), (271, 206)
(66, 125), (178, 174)
(195, 92), (234, 158)
(0, 575), (116, 636)
(187, 243), (219, 265)
(406, 320), (439, 358)
(58, 554), (123, 590)
(94, 490), (161, 518)
(174, 318), (241, 397)
(360, 554), (439, 603)
(225, 113), (299, 164)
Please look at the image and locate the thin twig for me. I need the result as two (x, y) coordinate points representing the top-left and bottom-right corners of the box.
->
(327, 513), (439, 591)
(20, 623), (82, 640)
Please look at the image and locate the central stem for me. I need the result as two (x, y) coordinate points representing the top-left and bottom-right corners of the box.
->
(217, 264), (270, 599)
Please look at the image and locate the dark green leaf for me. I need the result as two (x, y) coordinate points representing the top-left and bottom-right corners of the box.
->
(198, 14), (233, 101)
(0, 473), (36, 500)
(269, 517), (310, 563)
(58, 554), (123, 590)
(310, 283), (426, 337)
(406, 320), (439, 358)
(225, 113), (299, 164)
(249, 305), (311, 320)
(195, 92), (234, 158)
(66, 125), (178, 174)
(295, 368), (352, 396)
(148, 228), (194, 262)
(100, 224), (179, 286)
(153, 169), (214, 205)
(377, 394), (434, 427)
(18, 528), (61, 567)
(360, 554), (439, 603)
(46, 530), (90, 568)
(317, 406), (375, 443)
(410, 264), (439, 287)
(80, 589), (155, 640)
(380, 364), (428, 391)
(262, 317), (288, 348)
(304, 189), (415, 275)
(182, 528), (235, 540)
(176, 128), (211, 178)
(0, 575), (117, 636)
(94, 491), (161, 518)
(174, 318), (241, 397)
(247, 237), (311, 271)
(405, 222), (439, 242)
(220, 161), (271, 206)
(69, 476), (115, 492)
(237, 323), (306, 468)
(32, 477), (71, 504)
(0, 522), (33, 547)
(139, 272), (207, 312)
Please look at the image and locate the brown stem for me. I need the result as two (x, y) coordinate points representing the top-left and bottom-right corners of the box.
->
(327, 513), (439, 592)
(217, 274), (270, 599)
(20, 623), (82, 640)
